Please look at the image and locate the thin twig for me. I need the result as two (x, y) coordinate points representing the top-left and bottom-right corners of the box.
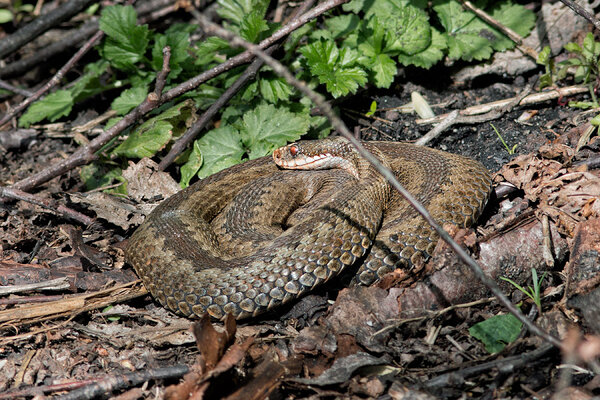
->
(0, 0), (97, 59)
(559, 0), (600, 32)
(461, 0), (538, 60)
(416, 85), (588, 125)
(0, 80), (34, 97)
(0, 0), (175, 79)
(195, 14), (565, 351)
(414, 110), (459, 146)
(0, 187), (94, 225)
(0, 30), (105, 127)
(54, 365), (190, 400)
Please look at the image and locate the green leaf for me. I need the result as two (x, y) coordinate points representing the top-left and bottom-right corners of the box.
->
(565, 42), (582, 54)
(324, 14), (360, 39)
(259, 75), (294, 103)
(0, 9), (13, 24)
(195, 36), (232, 66)
(113, 120), (173, 158)
(300, 40), (367, 98)
(537, 46), (551, 65)
(434, 0), (492, 61)
(357, 17), (397, 88)
(111, 86), (148, 115)
(240, 104), (310, 159)
(239, 10), (269, 43)
(196, 125), (245, 178)
(180, 140), (203, 187)
(487, 1), (535, 52)
(216, 0), (268, 27)
(397, 28), (447, 68)
(113, 101), (195, 158)
(469, 312), (522, 354)
(381, 4), (431, 55)
(19, 90), (73, 127)
(99, 5), (149, 71)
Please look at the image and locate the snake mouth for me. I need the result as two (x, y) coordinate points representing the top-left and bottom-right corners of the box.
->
(275, 153), (333, 169)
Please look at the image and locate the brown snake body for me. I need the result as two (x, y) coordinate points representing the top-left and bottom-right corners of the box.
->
(126, 138), (492, 320)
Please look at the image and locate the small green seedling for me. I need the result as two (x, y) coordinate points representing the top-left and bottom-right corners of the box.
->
(500, 268), (548, 314)
(365, 101), (377, 117)
(490, 123), (517, 155)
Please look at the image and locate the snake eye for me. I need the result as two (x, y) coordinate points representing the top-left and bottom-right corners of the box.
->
(289, 144), (298, 157)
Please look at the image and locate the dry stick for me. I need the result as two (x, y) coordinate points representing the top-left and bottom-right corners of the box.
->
(160, 0), (316, 170)
(460, 0), (538, 60)
(414, 110), (459, 146)
(416, 85), (589, 125)
(0, 187), (94, 225)
(0, 0), (175, 79)
(0, 0), (97, 59)
(195, 14), (566, 351)
(2, 0), (347, 196)
(559, 0), (600, 32)
(0, 30), (104, 127)
(54, 365), (190, 400)
(0, 80), (33, 97)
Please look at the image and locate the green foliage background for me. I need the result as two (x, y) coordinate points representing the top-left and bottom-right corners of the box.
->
(17, 0), (535, 190)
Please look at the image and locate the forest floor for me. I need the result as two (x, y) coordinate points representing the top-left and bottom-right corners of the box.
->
(1, 1), (599, 399)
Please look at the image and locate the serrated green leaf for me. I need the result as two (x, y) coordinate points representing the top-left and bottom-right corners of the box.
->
(19, 90), (73, 127)
(239, 10), (269, 43)
(397, 28), (447, 68)
(259, 75), (294, 103)
(196, 125), (245, 178)
(469, 313), (522, 354)
(487, 1), (535, 52)
(113, 120), (172, 158)
(99, 5), (149, 71)
(240, 104), (310, 159)
(366, 54), (397, 88)
(111, 86), (148, 115)
(180, 140), (203, 187)
(381, 5), (431, 55)
(357, 17), (397, 88)
(300, 40), (367, 98)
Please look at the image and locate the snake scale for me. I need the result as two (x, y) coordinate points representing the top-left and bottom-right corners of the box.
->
(125, 137), (492, 320)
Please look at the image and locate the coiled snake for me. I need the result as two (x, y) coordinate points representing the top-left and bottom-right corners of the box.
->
(126, 137), (492, 320)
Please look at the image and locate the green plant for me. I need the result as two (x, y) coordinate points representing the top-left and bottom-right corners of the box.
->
(365, 100), (377, 116)
(490, 123), (517, 155)
(17, 1), (536, 189)
(469, 311), (522, 354)
(500, 268), (548, 314)
(539, 33), (600, 108)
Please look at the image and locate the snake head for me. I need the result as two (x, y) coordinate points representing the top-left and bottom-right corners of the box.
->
(273, 137), (360, 179)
